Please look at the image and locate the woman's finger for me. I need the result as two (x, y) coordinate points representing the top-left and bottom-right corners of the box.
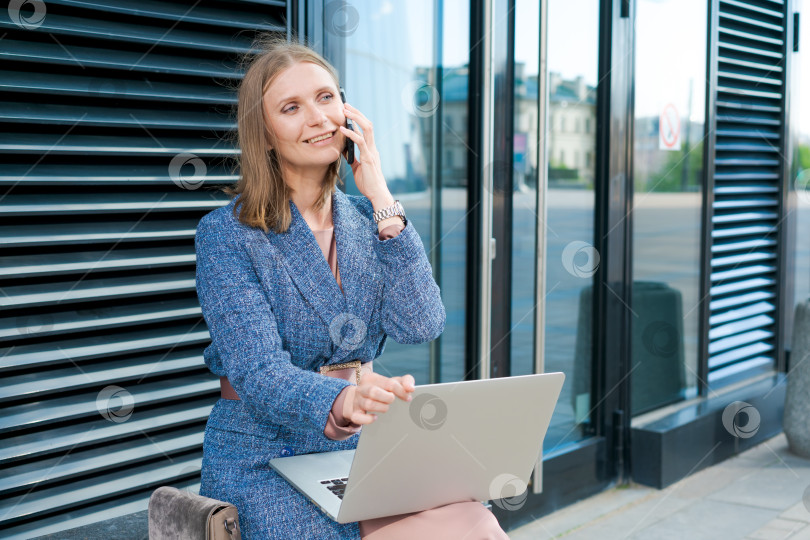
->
(358, 396), (389, 414)
(355, 373), (413, 420)
(343, 102), (372, 129)
(384, 378), (412, 402)
(356, 375), (392, 404)
(339, 124), (366, 152)
(398, 374), (416, 392)
(364, 385), (395, 405)
(360, 371), (389, 386)
(343, 103), (375, 148)
(339, 125), (371, 168)
(349, 409), (378, 425)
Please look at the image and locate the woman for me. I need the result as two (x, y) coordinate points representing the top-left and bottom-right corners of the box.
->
(195, 37), (508, 539)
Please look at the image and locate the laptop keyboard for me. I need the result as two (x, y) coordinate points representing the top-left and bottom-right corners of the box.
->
(320, 477), (350, 499)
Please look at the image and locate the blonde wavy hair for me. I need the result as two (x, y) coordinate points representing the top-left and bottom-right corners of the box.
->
(222, 35), (343, 234)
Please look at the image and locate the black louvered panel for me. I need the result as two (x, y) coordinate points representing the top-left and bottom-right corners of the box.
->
(708, 0), (786, 384)
(0, 1), (288, 537)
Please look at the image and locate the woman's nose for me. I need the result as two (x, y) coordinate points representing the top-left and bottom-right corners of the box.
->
(305, 106), (327, 126)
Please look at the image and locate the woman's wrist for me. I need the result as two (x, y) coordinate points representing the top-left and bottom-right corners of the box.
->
(342, 385), (358, 424)
(377, 215), (405, 233)
(368, 191), (395, 211)
(369, 192), (405, 232)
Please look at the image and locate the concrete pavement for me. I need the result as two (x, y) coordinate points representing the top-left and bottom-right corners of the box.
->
(508, 433), (810, 540)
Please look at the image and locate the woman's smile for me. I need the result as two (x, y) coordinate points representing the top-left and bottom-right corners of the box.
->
(306, 129), (337, 145)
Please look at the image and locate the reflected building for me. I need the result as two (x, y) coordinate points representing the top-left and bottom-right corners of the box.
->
(513, 62), (539, 191)
(419, 62), (547, 190)
(415, 65), (470, 188)
(548, 72), (597, 188)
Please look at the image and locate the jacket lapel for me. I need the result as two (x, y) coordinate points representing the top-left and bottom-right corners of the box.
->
(261, 190), (381, 364)
(332, 190), (382, 363)
(264, 194), (347, 335)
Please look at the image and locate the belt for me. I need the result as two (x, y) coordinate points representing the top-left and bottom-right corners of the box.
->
(219, 360), (364, 401)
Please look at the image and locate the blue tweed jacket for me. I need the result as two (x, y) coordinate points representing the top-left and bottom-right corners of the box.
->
(195, 188), (445, 539)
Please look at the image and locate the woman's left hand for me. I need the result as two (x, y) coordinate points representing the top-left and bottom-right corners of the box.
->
(339, 103), (393, 206)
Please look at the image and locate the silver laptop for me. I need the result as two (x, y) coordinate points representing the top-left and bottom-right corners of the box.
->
(269, 372), (565, 523)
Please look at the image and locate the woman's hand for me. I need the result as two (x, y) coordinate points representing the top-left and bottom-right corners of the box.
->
(342, 372), (416, 426)
(339, 103), (394, 207)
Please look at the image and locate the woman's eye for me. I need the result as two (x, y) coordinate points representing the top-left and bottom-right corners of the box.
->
(283, 105), (298, 113)
(321, 93), (333, 101)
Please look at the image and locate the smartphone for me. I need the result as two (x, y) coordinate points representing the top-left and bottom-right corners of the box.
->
(339, 87), (354, 164)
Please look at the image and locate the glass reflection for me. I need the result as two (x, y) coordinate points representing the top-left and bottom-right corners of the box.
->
(540, 0), (600, 451)
(340, 0), (469, 383)
(511, 0), (541, 379)
(631, 0), (706, 414)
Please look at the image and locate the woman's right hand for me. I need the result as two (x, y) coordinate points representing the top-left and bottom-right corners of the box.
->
(342, 372), (415, 426)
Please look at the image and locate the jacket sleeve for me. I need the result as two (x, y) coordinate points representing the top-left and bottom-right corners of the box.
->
(373, 219), (446, 344)
(195, 215), (351, 434)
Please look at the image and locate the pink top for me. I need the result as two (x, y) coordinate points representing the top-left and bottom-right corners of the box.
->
(314, 221), (406, 440)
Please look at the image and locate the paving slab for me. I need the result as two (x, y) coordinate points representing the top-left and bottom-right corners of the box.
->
(768, 450), (810, 474)
(562, 495), (696, 540)
(673, 456), (759, 499)
(508, 433), (809, 540)
(626, 498), (778, 540)
(708, 465), (810, 511)
(507, 485), (656, 539)
(781, 502), (810, 523)
(746, 518), (807, 540)
(788, 523), (810, 540)
(734, 435), (789, 466)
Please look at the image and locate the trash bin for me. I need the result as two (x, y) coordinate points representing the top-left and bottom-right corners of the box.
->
(573, 281), (686, 419)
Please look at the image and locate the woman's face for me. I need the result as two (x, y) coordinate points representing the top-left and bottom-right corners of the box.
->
(262, 61), (345, 176)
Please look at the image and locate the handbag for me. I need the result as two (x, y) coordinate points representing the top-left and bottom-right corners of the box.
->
(148, 485), (241, 540)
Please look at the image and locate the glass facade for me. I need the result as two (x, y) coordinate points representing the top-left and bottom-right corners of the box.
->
(631, 0), (706, 414)
(339, 0), (470, 384)
(510, 0), (540, 379)
(541, 0), (600, 449)
(332, 0), (788, 424)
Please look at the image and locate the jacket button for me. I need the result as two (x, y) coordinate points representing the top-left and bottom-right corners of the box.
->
(280, 446), (294, 457)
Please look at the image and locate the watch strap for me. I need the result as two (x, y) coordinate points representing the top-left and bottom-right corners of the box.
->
(372, 200), (406, 224)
